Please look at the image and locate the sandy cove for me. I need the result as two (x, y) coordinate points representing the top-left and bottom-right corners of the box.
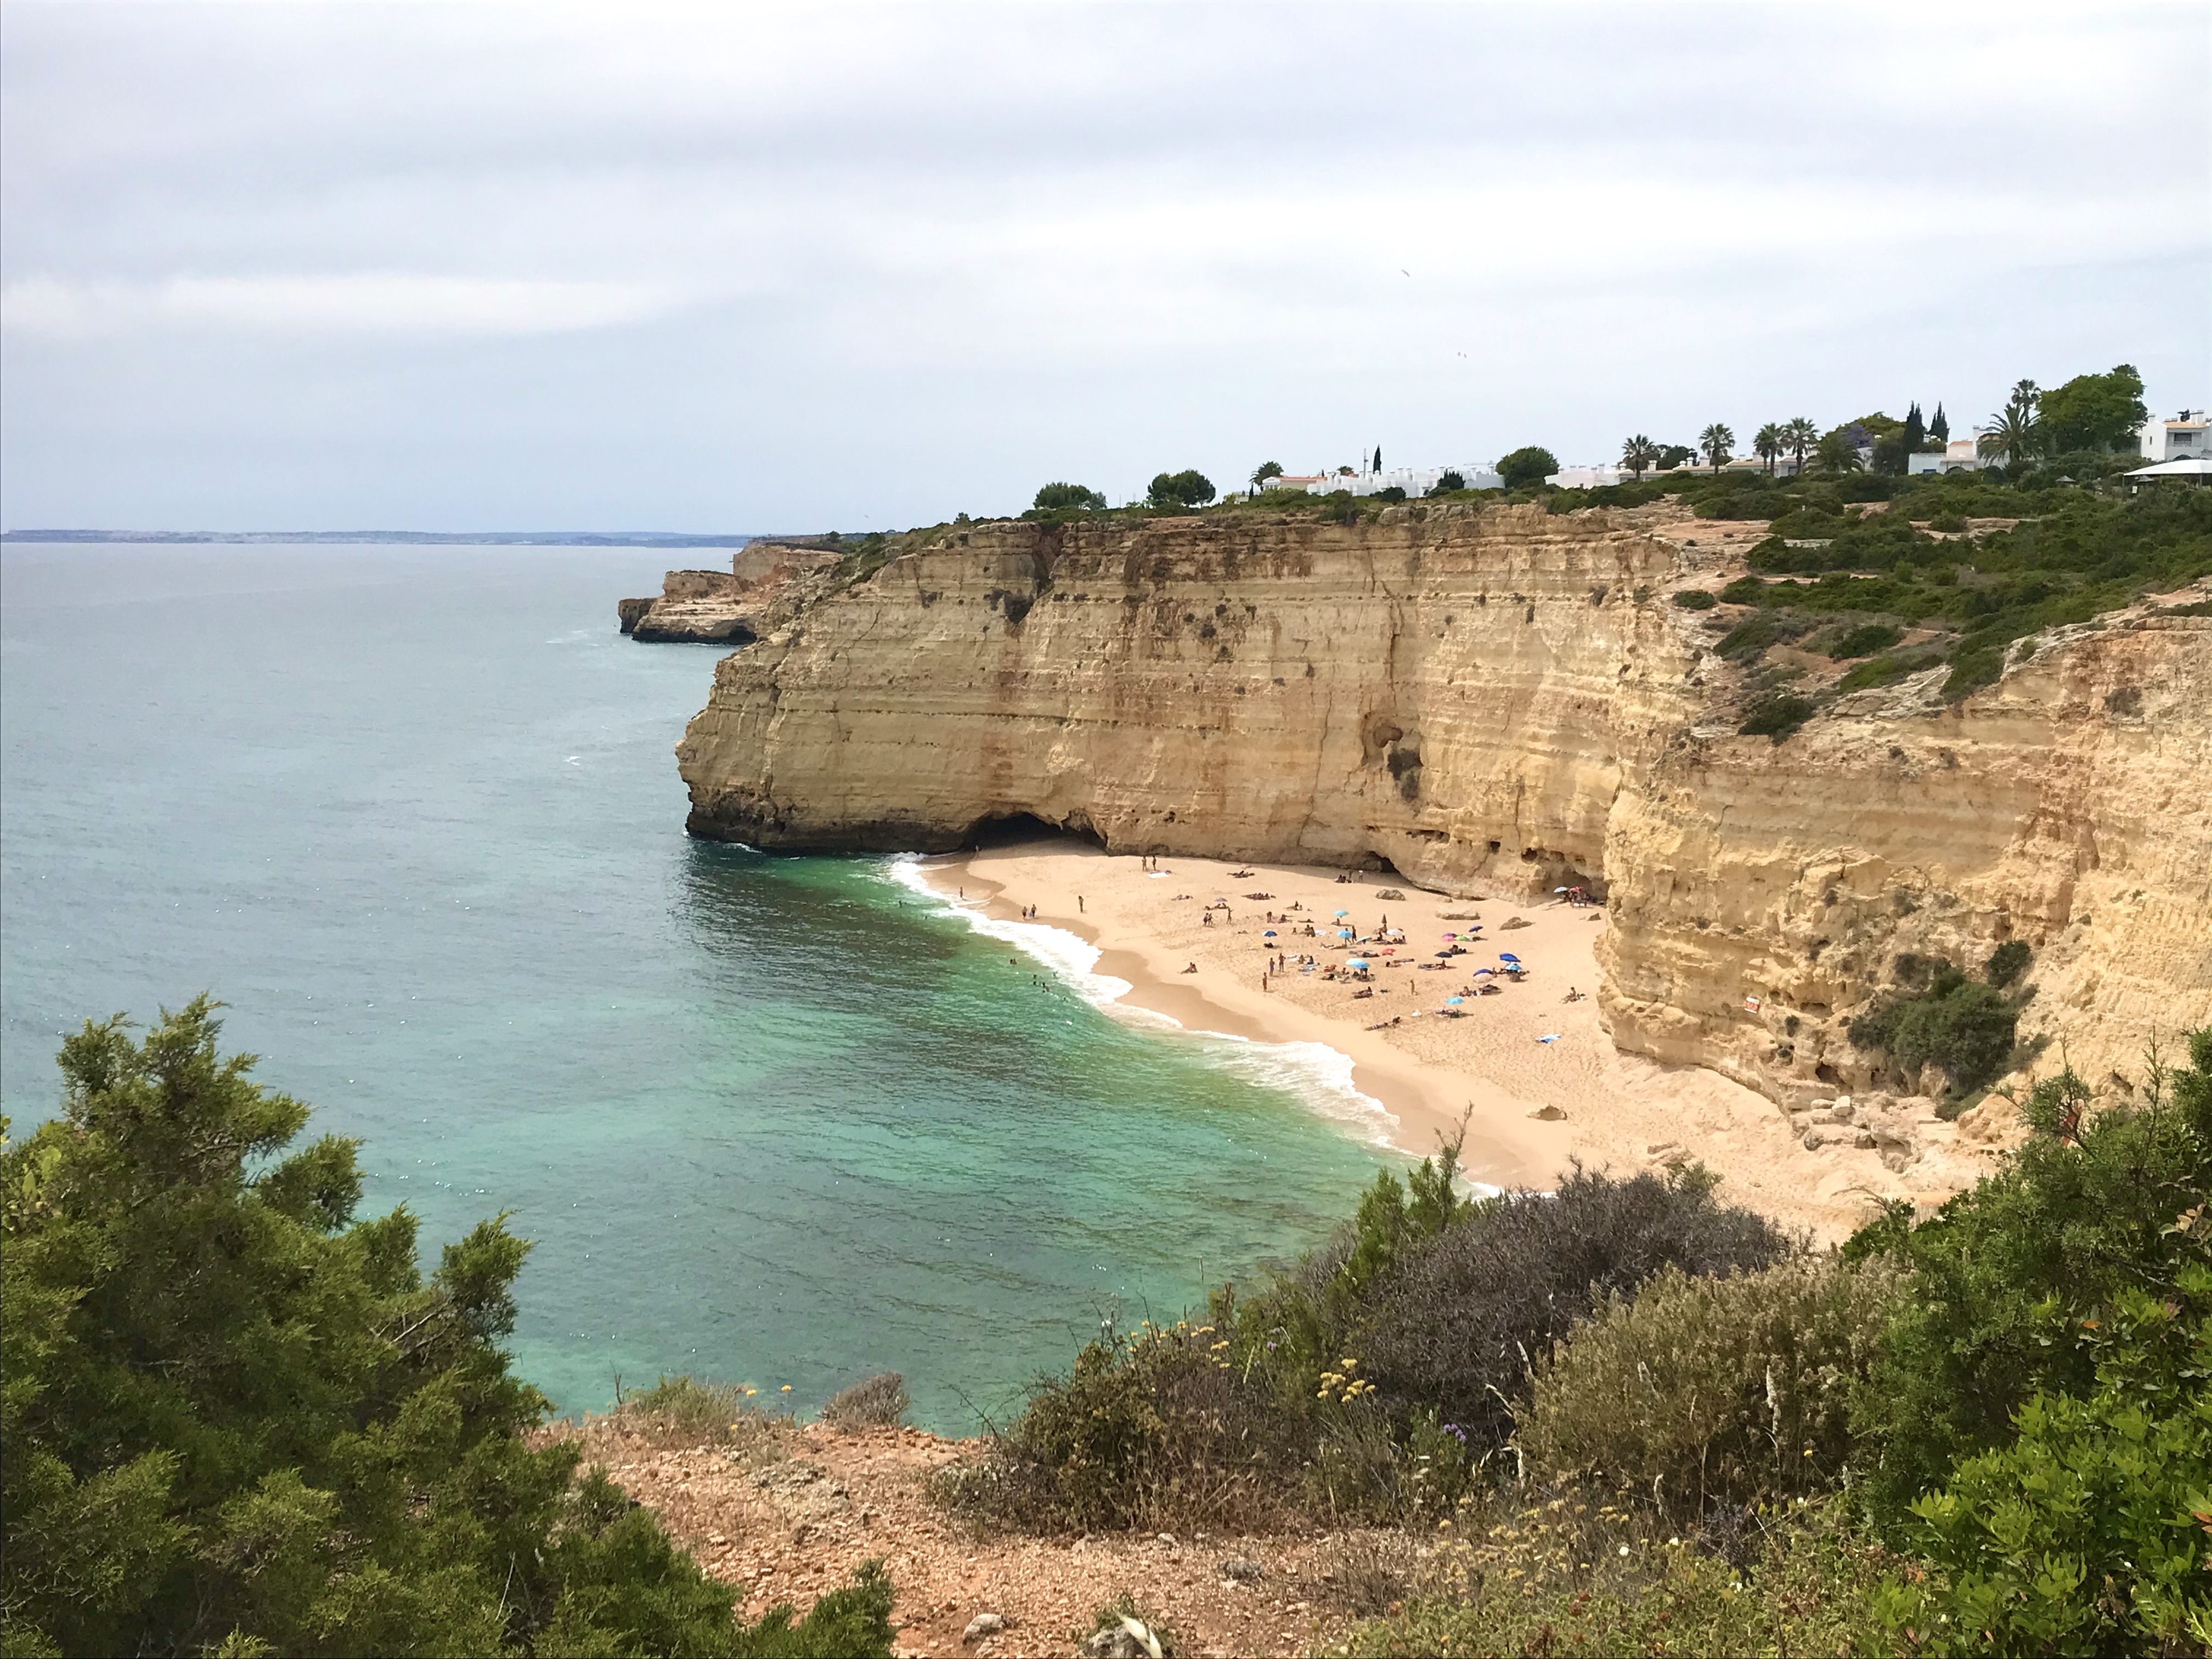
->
(921, 839), (1967, 1240)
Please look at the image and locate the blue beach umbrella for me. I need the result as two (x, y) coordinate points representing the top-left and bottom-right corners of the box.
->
(1335, 909), (1350, 917)
(1347, 958), (1368, 969)
(1499, 952), (1522, 964)
(1263, 929), (1277, 936)
(1445, 996), (1465, 1006)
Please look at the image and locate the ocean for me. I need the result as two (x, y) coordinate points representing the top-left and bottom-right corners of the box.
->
(0, 543), (1389, 1431)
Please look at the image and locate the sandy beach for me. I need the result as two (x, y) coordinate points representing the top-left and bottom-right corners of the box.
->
(918, 839), (1954, 1240)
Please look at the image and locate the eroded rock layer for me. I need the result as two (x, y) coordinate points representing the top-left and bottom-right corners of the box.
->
(674, 505), (2212, 1105)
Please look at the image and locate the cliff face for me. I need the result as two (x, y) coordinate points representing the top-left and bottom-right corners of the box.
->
(620, 541), (844, 642)
(674, 505), (2212, 1107)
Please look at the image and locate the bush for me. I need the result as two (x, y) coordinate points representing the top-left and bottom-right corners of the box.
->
(1670, 588), (1717, 610)
(941, 1316), (1275, 1534)
(1516, 1256), (1909, 1519)
(0, 1000), (892, 1659)
(1360, 1166), (1792, 1449)
(1718, 575), (1769, 605)
(1714, 616), (1784, 659)
(1344, 1494), (1894, 1658)
(1869, 1269), (2211, 1657)
(1845, 1030), (2212, 1534)
(1847, 962), (2018, 1094)
(820, 1373), (909, 1430)
(1497, 446), (1559, 490)
(1431, 470), (1465, 493)
(1738, 695), (1815, 741)
(1836, 653), (1917, 692)
(1826, 621), (1903, 658)
(1983, 939), (2031, 989)
(1374, 485), (1407, 504)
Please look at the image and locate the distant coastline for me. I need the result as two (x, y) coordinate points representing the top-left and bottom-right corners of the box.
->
(2, 529), (757, 547)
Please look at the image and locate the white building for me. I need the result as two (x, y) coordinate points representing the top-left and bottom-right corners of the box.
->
(1288, 462), (1504, 496)
(2138, 411), (2207, 462)
(1545, 463), (1624, 488)
(1908, 438), (1988, 475)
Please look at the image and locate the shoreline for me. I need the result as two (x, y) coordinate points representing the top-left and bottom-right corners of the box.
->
(906, 838), (1952, 1240)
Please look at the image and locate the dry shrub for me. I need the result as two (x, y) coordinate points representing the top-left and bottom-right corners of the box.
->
(821, 1372), (910, 1429)
(1305, 1530), (1423, 1616)
(1515, 1254), (1908, 1517)
(1363, 1165), (1794, 1447)
(939, 1319), (1281, 1534)
(597, 1373), (791, 1457)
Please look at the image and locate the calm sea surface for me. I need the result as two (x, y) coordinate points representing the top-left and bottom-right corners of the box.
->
(0, 544), (1386, 1430)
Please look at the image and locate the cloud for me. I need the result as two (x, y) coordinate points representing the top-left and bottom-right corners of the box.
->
(1, 273), (686, 339)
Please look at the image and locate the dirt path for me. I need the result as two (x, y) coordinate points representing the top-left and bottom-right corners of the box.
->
(555, 1417), (1391, 1657)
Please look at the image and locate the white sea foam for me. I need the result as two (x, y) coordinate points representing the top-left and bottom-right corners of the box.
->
(880, 854), (1399, 1147)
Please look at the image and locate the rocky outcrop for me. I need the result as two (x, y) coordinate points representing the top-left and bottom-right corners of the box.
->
(620, 540), (845, 643)
(672, 505), (2212, 1109)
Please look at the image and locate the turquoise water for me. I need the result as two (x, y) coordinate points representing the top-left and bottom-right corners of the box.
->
(0, 544), (1387, 1431)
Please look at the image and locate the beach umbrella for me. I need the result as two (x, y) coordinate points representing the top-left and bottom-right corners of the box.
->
(1335, 909), (1349, 917)
(1263, 929), (1277, 936)
(1499, 952), (1522, 963)
(1442, 932), (1457, 940)
(1434, 950), (1453, 958)
(1554, 887), (1570, 894)
(1446, 996), (1465, 1006)
(1347, 957), (1368, 968)
(1537, 1033), (1560, 1043)
(1474, 967), (1493, 975)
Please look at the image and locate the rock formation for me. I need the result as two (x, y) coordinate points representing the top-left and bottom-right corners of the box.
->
(619, 539), (845, 643)
(671, 504), (2212, 1113)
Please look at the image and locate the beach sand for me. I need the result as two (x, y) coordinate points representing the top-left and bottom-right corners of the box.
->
(919, 838), (1940, 1240)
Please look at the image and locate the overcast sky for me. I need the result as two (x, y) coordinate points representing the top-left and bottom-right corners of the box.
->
(3, 2), (2206, 532)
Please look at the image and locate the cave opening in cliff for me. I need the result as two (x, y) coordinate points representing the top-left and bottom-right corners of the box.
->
(961, 811), (1106, 852)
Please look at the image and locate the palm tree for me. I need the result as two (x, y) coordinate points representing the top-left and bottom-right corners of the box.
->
(1782, 416), (1818, 472)
(1753, 423), (1784, 476)
(1977, 405), (2040, 467)
(1619, 434), (1660, 481)
(1250, 461), (1284, 493)
(1699, 423), (1735, 471)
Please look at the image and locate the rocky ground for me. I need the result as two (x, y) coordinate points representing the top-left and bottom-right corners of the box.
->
(549, 1413), (1412, 1658)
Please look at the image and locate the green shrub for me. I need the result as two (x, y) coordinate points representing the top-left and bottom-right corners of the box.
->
(1358, 1166), (1792, 1450)
(1845, 1031), (2212, 1533)
(1836, 653), (1916, 692)
(1870, 1269), (2212, 1657)
(1498, 446), (1559, 490)
(1718, 575), (1769, 605)
(1344, 1494), (1894, 1658)
(1516, 1256), (1909, 1519)
(1670, 588), (1717, 610)
(1927, 510), (1968, 533)
(1737, 695), (1815, 741)
(1827, 621), (1903, 658)
(1847, 963), (2019, 1094)
(1714, 616), (1783, 659)
(1983, 939), (2031, 990)
(0, 1000), (892, 1659)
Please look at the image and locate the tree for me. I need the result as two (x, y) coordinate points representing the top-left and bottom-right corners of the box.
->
(1814, 431), (1865, 473)
(1146, 470), (1216, 509)
(1620, 434), (1661, 481)
(1430, 470), (1466, 494)
(1658, 443), (1697, 471)
(1496, 446), (1560, 490)
(1901, 402), (1926, 455)
(2037, 364), (2148, 454)
(1249, 461), (1284, 492)
(1699, 424), (1735, 470)
(1976, 405), (2039, 467)
(1031, 482), (1106, 512)
(1752, 424), (1784, 476)
(1782, 416), (1819, 471)
(1929, 403), (1950, 446)
(0, 999), (895, 1658)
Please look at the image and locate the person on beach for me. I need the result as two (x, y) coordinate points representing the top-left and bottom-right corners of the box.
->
(1078, 895), (1084, 913)
(1183, 961), (1197, 974)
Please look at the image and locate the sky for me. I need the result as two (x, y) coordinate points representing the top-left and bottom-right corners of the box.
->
(2, 1), (2207, 533)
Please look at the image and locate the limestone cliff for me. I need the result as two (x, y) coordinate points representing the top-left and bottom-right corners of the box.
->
(620, 540), (845, 643)
(673, 504), (2212, 1110)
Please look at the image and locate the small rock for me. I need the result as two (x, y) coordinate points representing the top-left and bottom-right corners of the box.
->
(1376, 888), (1407, 901)
(1831, 1101), (1855, 1124)
(1081, 1621), (1163, 1659)
(1500, 915), (1533, 930)
(1528, 1104), (1567, 1120)
(1220, 1557), (1265, 1583)
(963, 1612), (1008, 1642)
(1802, 1130), (1824, 1150)
(1855, 1131), (1878, 1149)
(1155, 1532), (1176, 1545)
